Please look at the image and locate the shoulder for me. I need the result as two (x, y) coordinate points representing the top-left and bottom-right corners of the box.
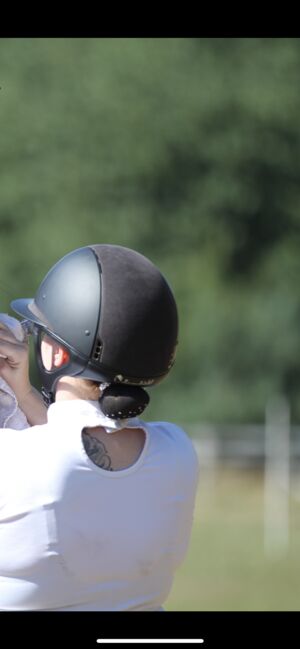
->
(146, 419), (196, 447)
(144, 420), (199, 476)
(0, 422), (49, 444)
(0, 423), (49, 472)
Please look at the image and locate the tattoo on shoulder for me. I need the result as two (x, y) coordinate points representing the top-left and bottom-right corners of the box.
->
(82, 430), (113, 471)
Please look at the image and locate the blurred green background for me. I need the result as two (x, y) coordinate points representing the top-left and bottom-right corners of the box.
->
(1, 38), (300, 610)
(2, 37), (300, 424)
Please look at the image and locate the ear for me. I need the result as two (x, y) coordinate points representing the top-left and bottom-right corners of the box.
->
(53, 345), (70, 368)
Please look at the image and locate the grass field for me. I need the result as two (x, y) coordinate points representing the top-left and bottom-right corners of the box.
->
(165, 466), (300, 611)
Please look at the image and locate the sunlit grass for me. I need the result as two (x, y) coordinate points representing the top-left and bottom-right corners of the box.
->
(165, 467), (300, 611)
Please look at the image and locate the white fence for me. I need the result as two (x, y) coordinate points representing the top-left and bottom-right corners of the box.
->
(187, 396), (300, 558)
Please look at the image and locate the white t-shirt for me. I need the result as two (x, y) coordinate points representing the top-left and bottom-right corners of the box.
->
(0, 399), (199, 611)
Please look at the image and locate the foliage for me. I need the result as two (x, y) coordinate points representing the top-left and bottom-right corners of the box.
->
(1, 38), (300, 424)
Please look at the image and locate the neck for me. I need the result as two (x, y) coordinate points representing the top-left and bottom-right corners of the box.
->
(55, 376), (99, 402)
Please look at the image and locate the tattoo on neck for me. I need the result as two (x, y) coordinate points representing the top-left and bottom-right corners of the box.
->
(82, 430), (113, 471)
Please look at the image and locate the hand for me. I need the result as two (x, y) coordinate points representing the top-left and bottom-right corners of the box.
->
(0, 323), (31, 404)
(0, 324), (47, 425)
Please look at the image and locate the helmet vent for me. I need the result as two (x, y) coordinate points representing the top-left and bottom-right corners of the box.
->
(92, 339), (103, 362)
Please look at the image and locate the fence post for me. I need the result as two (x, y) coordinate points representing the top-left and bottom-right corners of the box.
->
(264, 395), (290, 558)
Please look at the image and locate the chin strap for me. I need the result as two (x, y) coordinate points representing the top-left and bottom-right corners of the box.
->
(41, 386), (55, 407)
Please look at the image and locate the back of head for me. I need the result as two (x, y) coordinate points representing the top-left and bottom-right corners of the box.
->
(11, 245), (178, 418)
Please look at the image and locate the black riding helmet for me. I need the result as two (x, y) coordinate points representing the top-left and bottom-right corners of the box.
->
(11, 244), (178, 418)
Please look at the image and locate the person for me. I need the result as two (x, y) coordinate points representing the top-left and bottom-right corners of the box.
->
(0, 244), (199, 612)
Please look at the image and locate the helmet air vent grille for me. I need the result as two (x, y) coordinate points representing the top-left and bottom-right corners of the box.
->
(92, 339), (103, 362)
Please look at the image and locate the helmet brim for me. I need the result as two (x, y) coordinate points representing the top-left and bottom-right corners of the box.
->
(11, 298), (50, 328)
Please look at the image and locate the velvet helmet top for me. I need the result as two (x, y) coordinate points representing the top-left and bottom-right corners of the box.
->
(11, 244), (179, 418)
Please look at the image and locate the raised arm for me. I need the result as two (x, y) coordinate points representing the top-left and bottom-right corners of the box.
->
(0, 325), (47, 426)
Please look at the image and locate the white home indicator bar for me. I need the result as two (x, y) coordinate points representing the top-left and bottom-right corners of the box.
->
(97, 641), (204, 645)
